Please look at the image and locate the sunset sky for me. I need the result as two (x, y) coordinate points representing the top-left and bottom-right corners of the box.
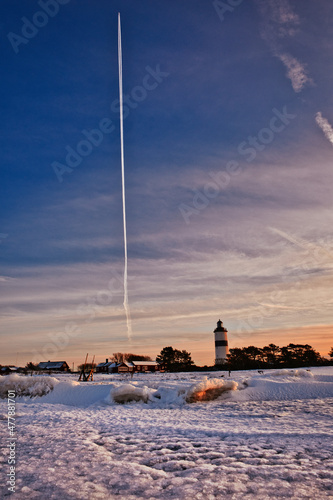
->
(1, 0), (333, 367)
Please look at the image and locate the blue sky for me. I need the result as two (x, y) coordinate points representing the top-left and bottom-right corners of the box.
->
(1, 0), (333, 367)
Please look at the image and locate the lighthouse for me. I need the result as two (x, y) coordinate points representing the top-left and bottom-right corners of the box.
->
(214, 319), (229, 365)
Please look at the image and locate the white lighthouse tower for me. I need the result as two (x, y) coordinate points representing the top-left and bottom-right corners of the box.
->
(214, 319), (229, 365)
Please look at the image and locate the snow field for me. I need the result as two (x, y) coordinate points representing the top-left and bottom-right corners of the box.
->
(0, 367), (332, 499)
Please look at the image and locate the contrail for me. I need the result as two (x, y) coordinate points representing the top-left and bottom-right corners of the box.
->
(269, 227), (333, 261)
(118, 13), (132, 342)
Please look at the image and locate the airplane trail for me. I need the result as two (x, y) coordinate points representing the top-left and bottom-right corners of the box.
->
(269, 227), (333, 261)
(118, 13), (132, 342)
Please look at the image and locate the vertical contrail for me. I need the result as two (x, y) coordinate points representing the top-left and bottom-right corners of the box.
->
(118, 13), (132, 342)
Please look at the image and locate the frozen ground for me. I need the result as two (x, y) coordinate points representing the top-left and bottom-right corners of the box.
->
(0, 367), (332, 499)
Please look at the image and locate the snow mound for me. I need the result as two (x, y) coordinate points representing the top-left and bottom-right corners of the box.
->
(110, 377), (238, 405)
(111, 384), (152, 404)
(231, 368), (333, 402)
(270, 369), (314, 378)
(0, 374), (59, 399)
(185, 377), (238, 403)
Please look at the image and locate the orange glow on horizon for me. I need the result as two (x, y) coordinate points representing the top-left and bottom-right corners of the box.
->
(191, 324), (333, 366)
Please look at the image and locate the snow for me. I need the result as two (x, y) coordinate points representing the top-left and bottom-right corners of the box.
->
(0, 367), (332, 499)
(0, 373), (59, 399)
(185, 377), (238, 403)
(111, 383), (151, 404)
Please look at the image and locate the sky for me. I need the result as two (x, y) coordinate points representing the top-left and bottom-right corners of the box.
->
(1, 0), (333, 367)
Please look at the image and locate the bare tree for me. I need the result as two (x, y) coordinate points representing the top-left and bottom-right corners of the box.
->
(111, 353), (152, 363)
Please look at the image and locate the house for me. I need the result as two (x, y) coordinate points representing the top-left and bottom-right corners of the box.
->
(0, 366), (19, 375)
(95, 359), (164, 374)
(96, 359), (118, 373)
(116, 361), (163, 373)
(132, 361), (163, 372)
(117, 361), (135, 373)
(38, 361), (70, 372)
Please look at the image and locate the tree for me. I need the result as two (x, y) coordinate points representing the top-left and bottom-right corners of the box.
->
(300, 345), (323, 366)
(178, 349), (193, 367)
(126, 354), (152, 362)
(329, 347), (333, 360)
(156, 346), (194, 371)
(262, 344), (280, 365)
(111, 352), (125, 363)
(279, 344), (323, 367)
(227, 343), (323, 370)
(227, 348), (251, 370)
(25, 362), (39, 371)
(110, 353), (152, 363)
(77, 363), (96, 372)
(243, 346), (263, 367)
(156, 347), (176, 369)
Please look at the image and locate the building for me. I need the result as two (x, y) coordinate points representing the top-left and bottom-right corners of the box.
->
(0, 366), (20, 375)
(118, 361), (163, 373)
(96, 359), (118, 373)
(96, 360), (163, 374)
(132, 361), (163, 372)
(214, 319), (229, 365)
(38, 361), (70, 372)
(117, 362), (135, 373)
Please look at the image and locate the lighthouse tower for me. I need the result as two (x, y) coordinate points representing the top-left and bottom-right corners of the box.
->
(214, 319), (229, 365)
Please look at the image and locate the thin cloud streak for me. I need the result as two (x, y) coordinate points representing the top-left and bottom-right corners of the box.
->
(277, 53), (312, 93)
(315, 112), (333, 146)
(255, 0), (313, 93)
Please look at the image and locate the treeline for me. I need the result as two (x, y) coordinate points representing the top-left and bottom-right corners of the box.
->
(3, 345), (332, 376)
(111, 353), (152, 363)
(155, 344), (333, 372)
(222, 343), (332, 370)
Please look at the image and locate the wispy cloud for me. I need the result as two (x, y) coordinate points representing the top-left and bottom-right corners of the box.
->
(315, 112), (333, 146)
(256, 0), (300, 42)
(255, 0), (313, 93)
(277, 53), (312, 93)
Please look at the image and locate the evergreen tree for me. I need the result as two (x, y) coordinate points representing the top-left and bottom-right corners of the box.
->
(227, 343), (323, 370)
(156, 346), (194, 371)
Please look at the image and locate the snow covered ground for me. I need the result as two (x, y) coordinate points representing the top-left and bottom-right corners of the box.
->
(1, 367), (332, 499)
